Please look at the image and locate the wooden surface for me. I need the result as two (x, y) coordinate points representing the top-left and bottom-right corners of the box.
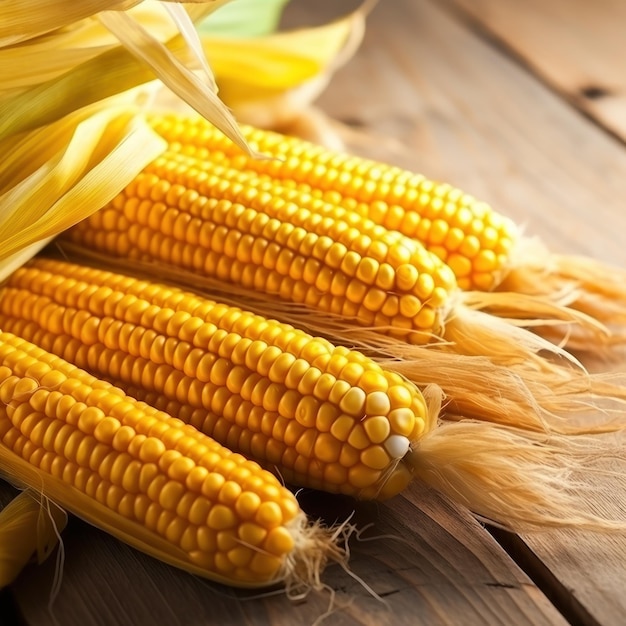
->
(3, 1), (626, 624)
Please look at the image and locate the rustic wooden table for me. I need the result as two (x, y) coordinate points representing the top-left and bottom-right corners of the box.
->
(2, 1), (626, 624)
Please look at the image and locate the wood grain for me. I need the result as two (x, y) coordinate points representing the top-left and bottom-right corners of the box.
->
(3, 479), (563, 625)
(445, 0), (626, 142)
(315, 0), (626, 266)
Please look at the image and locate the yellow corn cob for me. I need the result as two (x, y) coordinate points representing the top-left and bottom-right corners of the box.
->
(66, 150), (457, 345)
(0, 330), (344, 589)
(148, 113), (518, 292)
(145, 114), (626, 352)
(3, 258), (626, 532)
(0, 258), (430, 500)
(62, 112), (611, 366)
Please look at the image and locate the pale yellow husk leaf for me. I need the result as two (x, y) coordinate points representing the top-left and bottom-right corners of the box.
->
(199, 2), (369, 129)
(0, 0), (221, 46)
(0, 3), (215, 93)
(0, 101), (166, 281)
(0, 1), (250, 152)
(0, 489), (67, 588)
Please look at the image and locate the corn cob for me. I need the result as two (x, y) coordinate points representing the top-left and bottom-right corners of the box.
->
(148, 114), (517, 292)
(63, 128), (599, 376)
(67, 151), (457, 345)
(0, 330), (345, 589)
(0, 258), (430, 500)
(3, 257), (626, 533)
(145, 114), (626, 351)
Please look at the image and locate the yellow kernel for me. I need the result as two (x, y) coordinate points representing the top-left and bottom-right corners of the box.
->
(347, 424), (371, 450)
(283, 359), (311, 389)
(312, 373), (335, 400)
(219, 480), (242, 505)
(324, 463), (348, 485)
(363, 416), (391, 444)
(365, 392), (391, 416)
(188, 496), (212, 525)
(238, 522), (267, 546)
(360, 445), (391, 470)
(235, 491), (262, 519)
(201, 472), (226, 499)
(415, 306), (437, 330)
(255, 501), (283, 528)
(447, 253), (472, 279)
(111, 425), (136, 452)
(264, 526), (294, 557)
(399, 295), (423, 318)
(388, 408), (416, 437)
(388, 384), (414, 408)
(249, 552), (282, 576)
(313, 432), (342, 463)
(168, 456), (196, 482)
(180, 526), (198, 553)
(159, 480), (186, 510)
(355, 258), (379, 284)
(474, 249), (497, 273)
(93, 416), (121, 445)
(207, 504), (237, 530)
(185, 465), (210, 492)
(347, 464), (382, 489)
(277, 389), (301, 419)
(328, 380), (351, 405)
(329, 415), (355, 441)
(395, 264), (419, 291)
(267, 353), (296, 384)
(138, 437), (166, 463)
(227, 546), (253, 568)
(376, 465), (413, 500)
(164, 517), (187, 545)
(291, 395), (317, 428)
(294, 429), (317, 457)
(315, 402), (340, 432)
(338, 386), (366, 416)
(459, 234), (480, 258)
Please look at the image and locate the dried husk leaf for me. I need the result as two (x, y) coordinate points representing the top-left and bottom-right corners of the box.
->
(0, 0), (223, 45)
(0, 489), (67, 588)
(199, 3), (369, 130)
(0, 102), (166, 280)
(1, 1), (249, 152)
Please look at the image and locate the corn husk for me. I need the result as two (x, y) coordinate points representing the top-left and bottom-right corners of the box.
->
(0, 1), (249, 150)
(0, 101), (166, 282)
(0, 488), (67, 588)
(200, 2), (371, 139)
(0, 1), (253, 279)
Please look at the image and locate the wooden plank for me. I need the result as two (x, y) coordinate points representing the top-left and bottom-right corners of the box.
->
(444, 0), (626, 143)
(4, 480), (563, 625)
(309, 1), (626, 624)
(312, 0), (626, 266)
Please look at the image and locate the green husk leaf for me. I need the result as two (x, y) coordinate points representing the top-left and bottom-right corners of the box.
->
(198, 0), (290, 37)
